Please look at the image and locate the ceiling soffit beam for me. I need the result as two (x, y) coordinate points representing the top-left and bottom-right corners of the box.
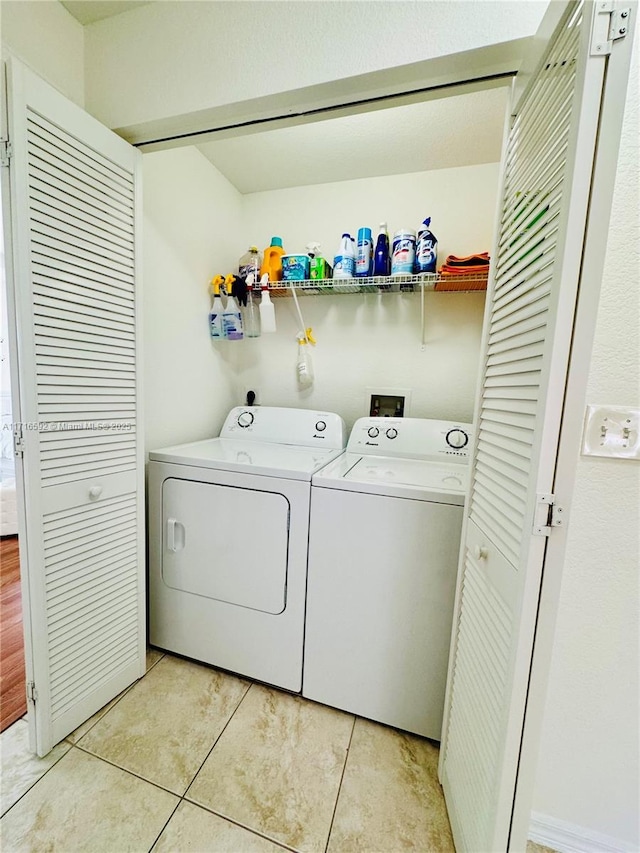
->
(121, 39), (527, 151)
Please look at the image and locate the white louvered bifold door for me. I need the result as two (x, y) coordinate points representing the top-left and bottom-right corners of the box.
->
(439, 3), (610, 850)
(5, 59), (144, 756)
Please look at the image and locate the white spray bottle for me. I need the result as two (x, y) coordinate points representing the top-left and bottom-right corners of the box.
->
(259, 273), (277, 333)
(296, 334), (314, 389)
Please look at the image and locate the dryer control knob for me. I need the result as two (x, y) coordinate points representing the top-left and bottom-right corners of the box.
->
(446, 428), (468, 449)
(386, 428), (398, 439)
(367, 426), (380, 438)
(237, 411), (254, 428)
(315, 420), (327, 432)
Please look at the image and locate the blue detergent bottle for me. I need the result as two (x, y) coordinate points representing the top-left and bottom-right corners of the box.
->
(373, 222), (390, 276)
(415, 217), (438, 273)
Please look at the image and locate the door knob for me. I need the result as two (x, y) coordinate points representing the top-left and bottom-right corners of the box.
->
(474, 544), (488, 560)
(88, 485), (103, 500)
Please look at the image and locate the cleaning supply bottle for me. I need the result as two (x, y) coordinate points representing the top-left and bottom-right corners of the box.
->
(333, 233), (355, 279)
(260, 237), (285, 283)
(259, 274), (277, 333)
(391, 228), (416, 276)
(222, 275), (243, 340)
(209, 275), (225, 339)
(415, 218), (438, 273)
(243, 273), (261, 338)
(356, 227), (373, 277)
(373, 222), (391, 277)
(296, 334), (314, 389)
(239, 246), (262, 281)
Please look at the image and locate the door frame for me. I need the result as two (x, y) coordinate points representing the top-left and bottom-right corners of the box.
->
(509, 10), (637, 847)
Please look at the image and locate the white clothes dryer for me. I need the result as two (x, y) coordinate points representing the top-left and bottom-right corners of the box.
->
(303, 416), (472, 739)
(148, 407), (346, 692)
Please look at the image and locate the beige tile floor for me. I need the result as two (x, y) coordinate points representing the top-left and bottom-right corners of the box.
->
(0, 650), (553, 853)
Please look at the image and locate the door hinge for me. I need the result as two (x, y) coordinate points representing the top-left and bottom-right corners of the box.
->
(0, 139), (12, 167)
(13, 423), (25, 457)
(591, 2), (631, 55)
(13, 423), (24, 457)
(533, 493), (565, 537)
(27, 681), (37, 704)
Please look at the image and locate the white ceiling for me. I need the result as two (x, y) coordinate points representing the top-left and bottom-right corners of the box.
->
(61, 1), (151, 25)
(197, 86), (509, 195)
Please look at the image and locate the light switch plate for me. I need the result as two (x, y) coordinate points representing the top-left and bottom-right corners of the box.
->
(582, 405), (640, 459)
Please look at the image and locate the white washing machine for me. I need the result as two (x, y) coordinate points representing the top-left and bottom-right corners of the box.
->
(303, 416), (472, 739)
(148, 406), (346, 692)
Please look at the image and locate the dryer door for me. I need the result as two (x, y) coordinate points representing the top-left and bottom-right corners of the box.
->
(162, 478), (289, 614)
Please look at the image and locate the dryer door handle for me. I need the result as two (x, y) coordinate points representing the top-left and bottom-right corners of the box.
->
(167, 517), (185, 552)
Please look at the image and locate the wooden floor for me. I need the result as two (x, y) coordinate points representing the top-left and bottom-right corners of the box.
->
(1, 535), (26, 732)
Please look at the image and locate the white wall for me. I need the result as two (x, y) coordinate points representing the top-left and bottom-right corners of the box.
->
(142, 154), (498, 440)
(531, 29), (639, 850)
(142, 147), (243, 451)
(1, 0), (84, 106)
(83, 0), (547, 132)
(236, 163), (499, 427)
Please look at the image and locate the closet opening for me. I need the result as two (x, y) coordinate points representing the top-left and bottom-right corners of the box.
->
(139, 80), (512, 444)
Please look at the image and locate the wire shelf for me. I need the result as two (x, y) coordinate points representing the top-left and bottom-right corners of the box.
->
(258, 272), (489, 296)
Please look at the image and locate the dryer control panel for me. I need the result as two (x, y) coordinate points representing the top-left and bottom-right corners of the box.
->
(220, 406), (347, 450)
(347, 417), (472, 462)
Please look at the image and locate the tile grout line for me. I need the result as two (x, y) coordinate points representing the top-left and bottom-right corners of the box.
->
(179, 790), (301, 853)
(147, 681), (298, 853)
(71, 742), (183, 799)
(35, 666), (252, 827)
(67, 650), (165, 747)
(1, 655), (165, 821)
(0, 729), (71, 820)
(146, 797), (182, 853)
(181, 680), (253, 801)
(172, 799), (299, 853)
(323, 715), (357, 853)
(179, 681), (302, 852)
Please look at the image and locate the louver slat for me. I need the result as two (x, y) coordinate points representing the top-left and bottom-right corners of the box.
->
(29, 185), (133, 243)
(27, 111), (132, 184)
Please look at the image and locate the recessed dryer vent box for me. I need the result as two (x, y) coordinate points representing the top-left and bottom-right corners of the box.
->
(367, 388), (412, 418)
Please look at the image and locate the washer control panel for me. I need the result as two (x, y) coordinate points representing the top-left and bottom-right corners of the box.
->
(347, 417), (473, 462)
(221, 406), (347, 450)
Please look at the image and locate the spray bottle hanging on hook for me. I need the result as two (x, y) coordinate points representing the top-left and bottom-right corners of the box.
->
(289, 281), (316, 389)
(297, 328), (315, 389)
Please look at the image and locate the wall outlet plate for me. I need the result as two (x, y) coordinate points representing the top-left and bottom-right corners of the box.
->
(582, 405), (640, 459)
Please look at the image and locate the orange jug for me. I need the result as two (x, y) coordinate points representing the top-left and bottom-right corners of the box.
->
(260, 236), (285, 283)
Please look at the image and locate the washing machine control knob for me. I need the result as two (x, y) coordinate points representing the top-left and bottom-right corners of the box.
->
(237, 411), (254, 428)
(386, 428), (398, 439)
(315, 420), (326, 432)
(367, 426), (380, 438)
(446, 428), (468, 449)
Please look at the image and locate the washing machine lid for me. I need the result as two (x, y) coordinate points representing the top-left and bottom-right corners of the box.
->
(149, 438), (344, 481)
(312, 452), (468, 504)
